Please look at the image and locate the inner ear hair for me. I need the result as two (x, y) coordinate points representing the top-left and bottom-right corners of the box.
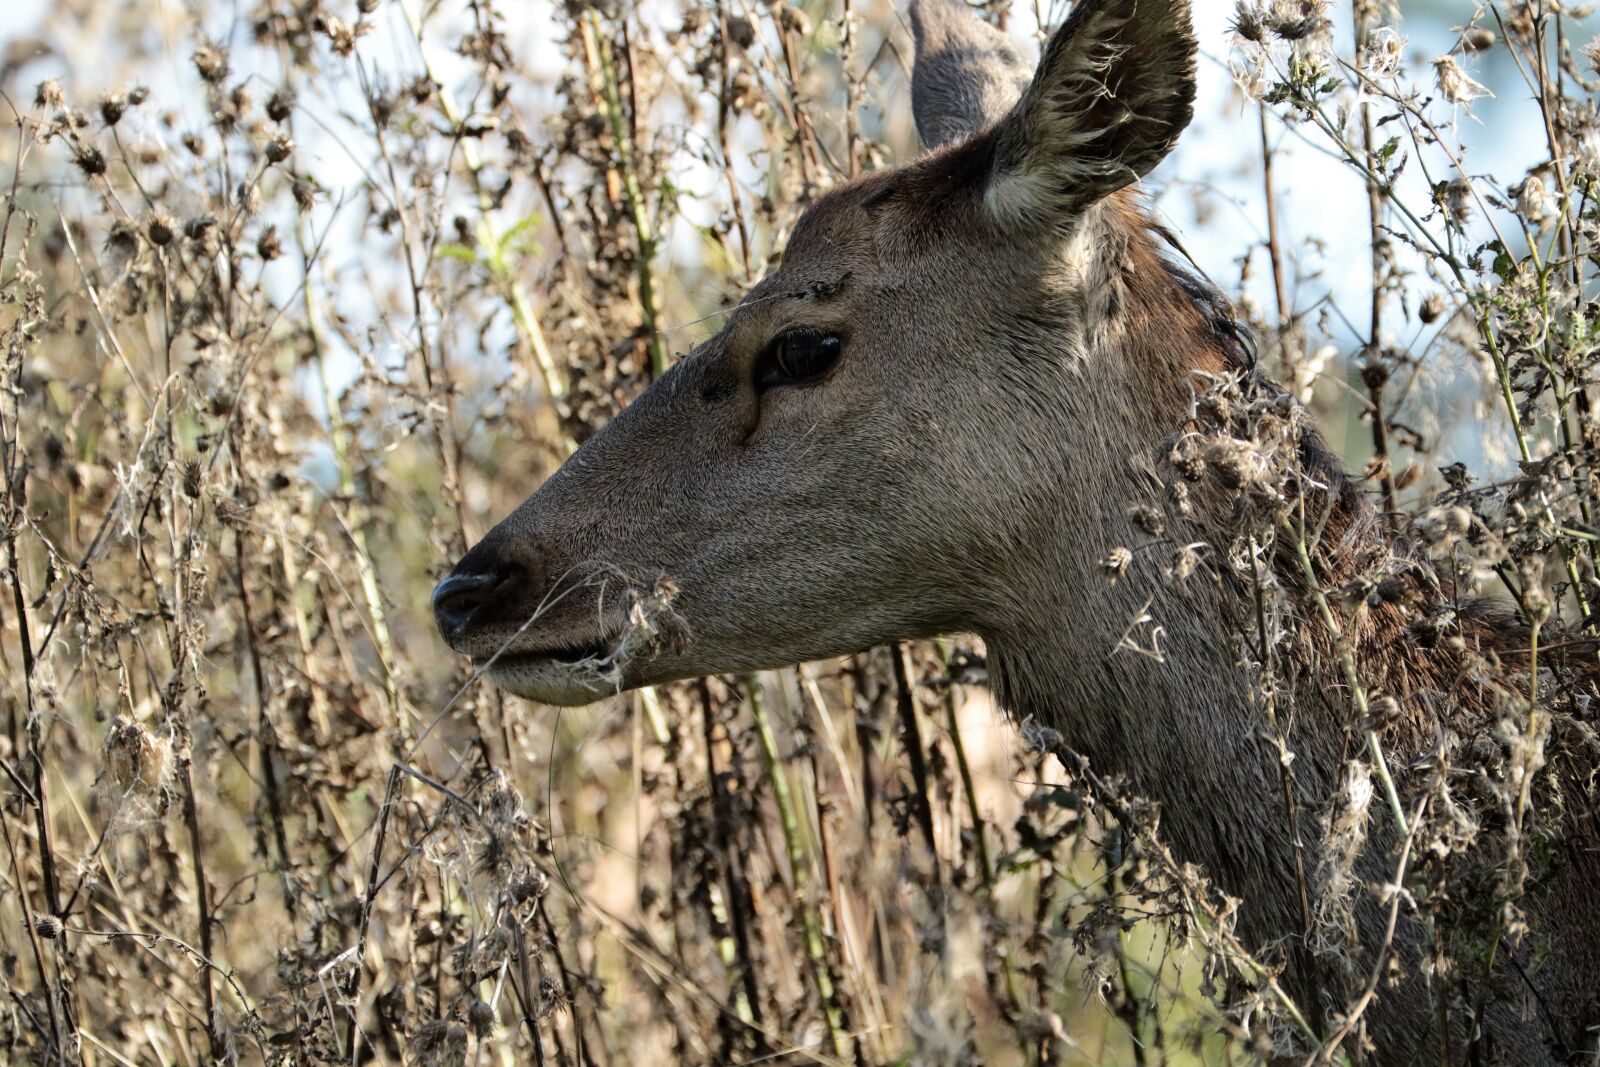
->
(984, 0), (1197, 229)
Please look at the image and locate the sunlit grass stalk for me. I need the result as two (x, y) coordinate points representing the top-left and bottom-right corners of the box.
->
(745, 674), (846, 1059)
(934, 641), (1024, 1016)
(398, 0), (569, 424)
(300, 240), (404, 739)
(585, 9), (669, 379)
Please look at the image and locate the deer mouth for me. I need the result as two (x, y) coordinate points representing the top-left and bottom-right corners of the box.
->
(469, 631), (635, 705)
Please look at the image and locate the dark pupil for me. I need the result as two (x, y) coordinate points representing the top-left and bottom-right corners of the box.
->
(774, 333), (840, 383)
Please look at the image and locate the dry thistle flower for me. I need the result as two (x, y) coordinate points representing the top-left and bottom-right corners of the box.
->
(1099, 546), (1133, 583)
(145, 212), (175, 247)
(1417, 506), (1472, 545)
(73, 145), (106, 177)
(1584, 35), (1600, 74)
(316, 14), (363, 56)
(266, 89), (293, 123)
(467, 998), (495, 1038)
(1442, 177), (1473, 226)
(184, 214), (216, 242)
(103, 716), (172, 794)
(1515, 175), (1554, 223)
(33, 915), (63, 940)
(727, 15), (756, 49)
(192, 43), (229, 85)
(1433, 54), (1491, 105)
(1419, 292), (1446, 323)
(1169, 435), (1206, 481)
(1166, 543), (1202, 582)
(256, 225), (282, 262)
(1461, 26), (1496, 52)
(1130, 504), (1165, 537)
(35, 79), (64, 108)
(1364, 26), (1405, 77)
(1265, 0), (1331, 42)
(98, 94), (126, 126)
(264, 134), (293, 164)
(1231, 2), (1268, 43)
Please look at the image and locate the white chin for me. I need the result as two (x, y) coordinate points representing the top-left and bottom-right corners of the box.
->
(481, 654), (629, 706)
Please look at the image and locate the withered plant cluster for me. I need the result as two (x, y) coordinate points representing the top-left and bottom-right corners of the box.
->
(0, 0), (1596, 1064)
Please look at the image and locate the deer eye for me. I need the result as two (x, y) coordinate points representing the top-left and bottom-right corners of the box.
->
(757, 331), (843, 389)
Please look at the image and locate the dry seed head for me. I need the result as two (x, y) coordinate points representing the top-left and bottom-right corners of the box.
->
(1231, 3), (1267, 43)
(1265, 0), (1331, 42)
(256, 225), (282, 262)
(192, 43), (229, 85)
(1364, 27), (1404, 77)
(146, 212), (175, 246)
(1169, 436), (1206, 481)
(33, 914), (63, 940)
(73, 145), (107, 177)
(1434, 55), (1491, 105)
(99, 94), (127, 126)
(1130, 504), (1165, 538)
(467, 998), (495, 1038)
(1099, 547), (1133, 583)
(1462, 27), (1496, 53)
(103, 716), (171, 794)
(1419, 292), (1446, 323)
(35, 79), (64, 109)
(266, 89), (293, 123)
(1167, 543), (1202, 583)
(1515, 175), (1554, 222)
(727, 14), (756, 49)
(264, 134), (293, 164)
(185, 214), (216, 242)
(1367, 695), (1403, 731)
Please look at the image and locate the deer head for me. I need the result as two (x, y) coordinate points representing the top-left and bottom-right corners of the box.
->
(433, 0), (1211, 706)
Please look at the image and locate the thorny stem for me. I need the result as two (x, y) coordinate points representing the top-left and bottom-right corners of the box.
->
(302, 232), (405, 737)
(1297, 90), (1595, 633)
(1350, 3), (1400, 522)
(935, 641), (1023, 1017)
(586, 9), (669, 380)
(890, 643), (942, 881)
(1282, 512), (1409, 839)
(745, 675), (846, 1059)
(399, 0), (570, 420)
(1256, 105), (1293, 371)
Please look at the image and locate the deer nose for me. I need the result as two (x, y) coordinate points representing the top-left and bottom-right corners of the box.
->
(432, 569), (507, 644)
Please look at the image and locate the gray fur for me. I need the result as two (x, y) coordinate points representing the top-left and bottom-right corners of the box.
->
(909, 0), (1031, 147)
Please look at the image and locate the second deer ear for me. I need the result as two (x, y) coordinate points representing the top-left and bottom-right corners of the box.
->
(909, 0), (1032, 148)
(986, 0), (1196, 228)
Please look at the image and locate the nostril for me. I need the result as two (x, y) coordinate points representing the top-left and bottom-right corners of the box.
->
(432, 571), (496, 635)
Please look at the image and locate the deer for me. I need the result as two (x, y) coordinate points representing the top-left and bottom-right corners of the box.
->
(431, 0), (1600, 1061)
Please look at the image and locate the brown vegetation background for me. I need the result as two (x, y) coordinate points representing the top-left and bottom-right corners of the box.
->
(1, 0), (1596, 1063)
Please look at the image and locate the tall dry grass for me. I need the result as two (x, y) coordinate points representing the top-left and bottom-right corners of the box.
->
(1, 0), (1597, 1064)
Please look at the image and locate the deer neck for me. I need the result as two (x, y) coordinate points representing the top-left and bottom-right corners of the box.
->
(976, 223), (1364, 884)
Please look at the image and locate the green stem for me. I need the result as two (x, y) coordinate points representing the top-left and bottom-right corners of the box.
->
(587, 10), (668, 379)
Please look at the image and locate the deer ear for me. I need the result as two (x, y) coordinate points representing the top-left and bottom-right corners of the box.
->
(909, 0), (1032, 149)
(985, 0), (1196, 227)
